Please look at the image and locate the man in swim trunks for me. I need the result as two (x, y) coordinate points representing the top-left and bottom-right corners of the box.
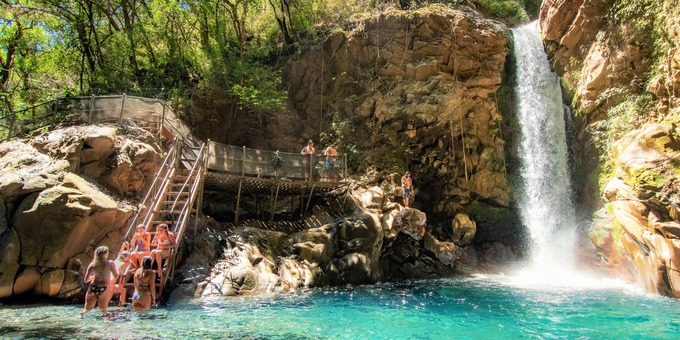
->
(82, 246), (118, 315)
(401, 171), (413, 208)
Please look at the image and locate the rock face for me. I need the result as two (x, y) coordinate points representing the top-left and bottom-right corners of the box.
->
(0, 125), (161, 299)
(540, 0), (680, 297)
(279, 4), (519, 247)
(590, 124), (680, 297)
(195, 174), (519, 297)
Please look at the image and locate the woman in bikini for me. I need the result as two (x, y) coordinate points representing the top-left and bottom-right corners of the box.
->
(130, 224), (151, 269)
(132, 255), (156, 312)
(151, 223), (176, 278)
(82, 246), (118, 315)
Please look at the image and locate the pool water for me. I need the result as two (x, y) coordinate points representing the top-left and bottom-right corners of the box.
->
(1, 275), (679, 339)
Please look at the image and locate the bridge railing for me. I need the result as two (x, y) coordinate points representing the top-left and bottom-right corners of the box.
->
(2, 95), (347, 182)
(0, 95), (201, 148)
(208, 142), (347, 182)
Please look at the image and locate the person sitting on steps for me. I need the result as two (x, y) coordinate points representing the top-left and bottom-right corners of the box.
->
(111, 249), (134, 306)
(151, 223), (176, 278)
(129, 224), (151, 269)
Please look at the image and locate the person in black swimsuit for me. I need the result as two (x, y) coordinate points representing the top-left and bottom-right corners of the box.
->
(82, 246), (118, 316)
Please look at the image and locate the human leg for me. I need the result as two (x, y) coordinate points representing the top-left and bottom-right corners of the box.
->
(82, 289), (97, 315)
(96, 286), (113, 314)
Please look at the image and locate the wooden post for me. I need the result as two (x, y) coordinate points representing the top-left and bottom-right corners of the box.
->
(270, 181), (280, 222)
(234, 179), (243, 226)
(193, 141), (208, 236)
(89, 95), (95, 123)
(119, 93), (127, 124)
(241, 146), (246, 176)
(160, 101), (166, 141)
(309, 153), (314, 182)
(304, 183), (316, 217)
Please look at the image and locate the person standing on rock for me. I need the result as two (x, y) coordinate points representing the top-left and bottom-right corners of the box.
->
(401, 171), (413, 208)
(301, 139), (316, 181)
(82, 246), (118, 316)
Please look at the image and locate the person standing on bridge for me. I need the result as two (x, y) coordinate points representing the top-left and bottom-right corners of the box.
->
(301, 139), (316, 181)
(323, 143), (338, 182)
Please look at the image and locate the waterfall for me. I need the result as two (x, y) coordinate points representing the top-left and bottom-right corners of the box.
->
(512, 22), (578, 271)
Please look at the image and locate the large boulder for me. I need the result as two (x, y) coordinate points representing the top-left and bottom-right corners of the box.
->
(0, 125), (162, 300)
(12, 173), (131, 268)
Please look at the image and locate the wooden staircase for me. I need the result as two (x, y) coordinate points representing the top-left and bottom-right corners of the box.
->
(116, 139), (207, 305)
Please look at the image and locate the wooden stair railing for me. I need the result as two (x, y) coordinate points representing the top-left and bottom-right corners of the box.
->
(157, 142), (207, 291)
(116, 139), (207, 304)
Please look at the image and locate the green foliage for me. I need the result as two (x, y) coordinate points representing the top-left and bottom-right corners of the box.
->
(605, 0), (655, 30)
(590, 93), (654, 192)
(471, 0), (530, 26)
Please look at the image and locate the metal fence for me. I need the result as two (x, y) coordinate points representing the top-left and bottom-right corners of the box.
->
(208, 142), (347, 182)
(0, 95), (201, 148)
(1, 95), (347, 182)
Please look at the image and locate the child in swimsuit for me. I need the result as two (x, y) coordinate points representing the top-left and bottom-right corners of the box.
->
(82, 246), (118, 316)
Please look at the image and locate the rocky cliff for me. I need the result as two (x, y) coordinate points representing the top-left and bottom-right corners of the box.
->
(540, 0), (680, 296)
(0, 125), (161, 299)
(277, 4), (521, 246)
(186, 172), (515, 298)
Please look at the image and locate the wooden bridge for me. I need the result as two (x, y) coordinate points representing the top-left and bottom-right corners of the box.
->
(1, 95), (349, 302)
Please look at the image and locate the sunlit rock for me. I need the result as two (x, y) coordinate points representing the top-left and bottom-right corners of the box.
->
(451, 213), (476, 246)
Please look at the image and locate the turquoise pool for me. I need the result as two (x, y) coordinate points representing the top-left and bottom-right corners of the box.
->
(1, 274), (678, 339)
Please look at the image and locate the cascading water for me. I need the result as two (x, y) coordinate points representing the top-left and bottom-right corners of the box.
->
(512, 22), (578, 273)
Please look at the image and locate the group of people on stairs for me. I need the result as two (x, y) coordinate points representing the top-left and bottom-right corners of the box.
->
(81, 223), (176, 316)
